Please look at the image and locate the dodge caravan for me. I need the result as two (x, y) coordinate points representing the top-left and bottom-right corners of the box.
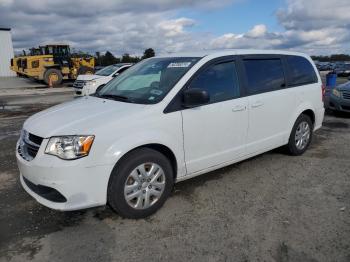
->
(17, 50), (324, 218)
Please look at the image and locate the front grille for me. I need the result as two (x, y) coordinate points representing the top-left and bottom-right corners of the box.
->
(342, 91), (350, 100)
(18, 130), (43, 161)
(73, 80), (85, 89)
(29, 133), (43, 145)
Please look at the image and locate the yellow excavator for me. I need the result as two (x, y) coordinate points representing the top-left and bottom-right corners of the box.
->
(10, 44), (95, 86)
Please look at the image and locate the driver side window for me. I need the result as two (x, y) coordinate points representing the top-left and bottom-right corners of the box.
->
(188, 61), (240, 104)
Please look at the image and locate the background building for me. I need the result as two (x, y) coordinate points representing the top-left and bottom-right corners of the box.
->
(0, 28), (15, 77)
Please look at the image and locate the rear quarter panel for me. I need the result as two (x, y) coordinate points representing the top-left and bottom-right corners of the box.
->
(286, 56), (324, 141)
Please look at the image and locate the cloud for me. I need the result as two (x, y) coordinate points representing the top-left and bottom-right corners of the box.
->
(210, 27), (284, 50)
(0, 0), (233, 55)
(276, 0), (350, 31)
(0, 0), (233, 16)
(0, 0), (349, 55)
(246, 24), (267, 38)
(158, 18), (196, 37)
(210, 0), (350, 54)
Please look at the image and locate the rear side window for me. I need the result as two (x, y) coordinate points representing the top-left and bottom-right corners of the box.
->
(188, 61), (240, 103)
(243, 59), (285, 95)
(286, 56), (317, 86)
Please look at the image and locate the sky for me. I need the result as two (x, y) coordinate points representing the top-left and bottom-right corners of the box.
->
(0, 0), (349, 56)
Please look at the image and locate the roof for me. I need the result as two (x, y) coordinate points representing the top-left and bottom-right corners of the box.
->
(114, 63), (134, 66)
(0, 28), (11, 31)
(157, 49), (308, 58)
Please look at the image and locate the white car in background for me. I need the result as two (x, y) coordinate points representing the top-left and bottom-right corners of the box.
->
(73, 63), (133, 96)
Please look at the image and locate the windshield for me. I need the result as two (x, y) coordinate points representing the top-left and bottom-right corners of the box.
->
(95, 65), (121, 76)
(97, 57), (200, 104)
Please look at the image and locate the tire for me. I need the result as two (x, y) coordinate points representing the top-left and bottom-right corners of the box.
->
(107, 148), (174, 219)
(78, 66), (94, 75)
(44, 68), (63, 86)
(286, 114), (313, 156)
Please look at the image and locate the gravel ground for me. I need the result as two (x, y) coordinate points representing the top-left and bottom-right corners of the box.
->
(0, 77), (74, 103)
(0, 93), (349, 262)
(0, 77), (45, 90)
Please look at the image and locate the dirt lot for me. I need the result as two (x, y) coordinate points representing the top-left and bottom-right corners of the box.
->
(0, 92), (349, 262)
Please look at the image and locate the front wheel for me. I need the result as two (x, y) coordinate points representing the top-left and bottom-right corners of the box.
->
(44, 68), (63, 86)
(286, 114), (313, 156)
(107, 148), (174, 219)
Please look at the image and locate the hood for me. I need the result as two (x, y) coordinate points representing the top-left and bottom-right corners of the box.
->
(23, 96), (148, 138)
(76, 74), (105, 81)
(337, 81), (350, 91)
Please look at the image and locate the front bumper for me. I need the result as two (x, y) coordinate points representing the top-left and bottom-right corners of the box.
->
(324, 95), (350, 112)
(74, 88), (86, 96)
(74, 83), (97, 96)
(16, 140), (113, 211)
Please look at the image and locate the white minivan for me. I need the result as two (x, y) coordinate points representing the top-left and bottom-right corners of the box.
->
(17, 50), (324, 218)
(73, 63), (133, 96)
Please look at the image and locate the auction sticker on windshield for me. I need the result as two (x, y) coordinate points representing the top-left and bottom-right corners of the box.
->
(168, 62), (192, 68)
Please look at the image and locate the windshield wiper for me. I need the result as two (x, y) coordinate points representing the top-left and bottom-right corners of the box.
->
(97, 94), (132, 102)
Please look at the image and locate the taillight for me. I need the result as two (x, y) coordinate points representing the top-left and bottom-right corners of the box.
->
(322, 84), (325, 101)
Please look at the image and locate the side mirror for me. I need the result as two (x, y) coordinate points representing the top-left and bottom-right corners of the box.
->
(183, 88), (210, 108)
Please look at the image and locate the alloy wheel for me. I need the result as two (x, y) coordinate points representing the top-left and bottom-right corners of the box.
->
(295, 121), (311, 150)
(124, 163), (166, 210)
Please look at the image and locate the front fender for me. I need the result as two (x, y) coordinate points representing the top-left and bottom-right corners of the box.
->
(101, 130), (186, 179)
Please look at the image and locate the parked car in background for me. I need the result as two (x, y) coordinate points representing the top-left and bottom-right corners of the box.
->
(334, 64), (350, 77)
(73, 63), (133, 96)
(17, 50), (324, 218)
(324, 81), (350, 112)
(316, 62), (335, 71)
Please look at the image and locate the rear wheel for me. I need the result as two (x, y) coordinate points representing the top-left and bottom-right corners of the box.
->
(108, 148), (174, 219)
(44, 68), (63, 86)
(286, 114), (313, 156)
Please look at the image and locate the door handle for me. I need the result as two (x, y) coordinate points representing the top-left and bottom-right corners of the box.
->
(251, 101), (264, 108)
(232, 105), (246, 112)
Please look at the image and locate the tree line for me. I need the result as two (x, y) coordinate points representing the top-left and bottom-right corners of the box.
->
(311, 54), (350, 62)
(95, 48), (155, 66)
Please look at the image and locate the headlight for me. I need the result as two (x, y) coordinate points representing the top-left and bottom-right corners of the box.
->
(86, 80), (96, 86)
(332, 89), (341, 97)
(45, 135), (94, 160)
